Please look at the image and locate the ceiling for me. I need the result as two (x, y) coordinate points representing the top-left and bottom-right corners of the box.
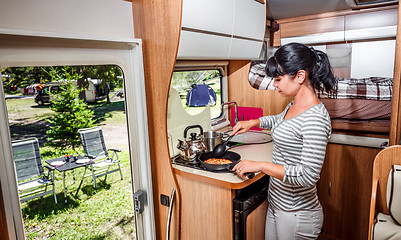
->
(265, 0), (392, 20)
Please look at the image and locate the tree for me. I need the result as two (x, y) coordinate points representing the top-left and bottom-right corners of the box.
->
(1, 67), (50, 93)
(46, 67), (94, 150)
(2, 65), (124, 97)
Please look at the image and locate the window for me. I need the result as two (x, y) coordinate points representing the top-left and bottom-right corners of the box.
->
(171, 69), (222, 118)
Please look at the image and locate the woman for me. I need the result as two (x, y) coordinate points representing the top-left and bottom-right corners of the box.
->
(232, 42), (336, 239)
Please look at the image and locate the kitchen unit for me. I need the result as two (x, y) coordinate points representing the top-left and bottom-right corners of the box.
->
(173, 141), (273, 239)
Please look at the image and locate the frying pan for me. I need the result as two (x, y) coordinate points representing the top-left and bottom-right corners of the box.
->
(198, 151), (255, 179)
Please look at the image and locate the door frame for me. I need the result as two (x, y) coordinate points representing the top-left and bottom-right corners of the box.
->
(0, 31), (155, 240)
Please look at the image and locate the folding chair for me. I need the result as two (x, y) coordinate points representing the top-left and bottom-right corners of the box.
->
(12, 138), (57, 204)
(78, 126), (123, 190)
(368, 145), (401, 239)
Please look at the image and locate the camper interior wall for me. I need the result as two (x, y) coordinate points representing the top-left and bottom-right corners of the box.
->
(131, 0), (182, 239)
(0, 0), (134, 41)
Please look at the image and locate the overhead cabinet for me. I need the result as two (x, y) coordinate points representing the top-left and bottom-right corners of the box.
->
(177, 0), (266, 59)
(278, 7), (397, 45)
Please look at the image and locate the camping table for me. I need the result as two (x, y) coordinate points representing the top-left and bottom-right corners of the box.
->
(46, 155), (93, 204)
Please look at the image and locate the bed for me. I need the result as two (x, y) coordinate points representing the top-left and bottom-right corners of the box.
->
(318, 77), (392, 133)
(249, 62), (393, 133)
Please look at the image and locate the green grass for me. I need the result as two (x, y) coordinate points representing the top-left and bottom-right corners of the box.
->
(89, 100), (127, 126)
(6, 97), (53, 121)
(6, 96), (127, 127)
(22, 151), (135, 239)
(6, 96), (136, 239)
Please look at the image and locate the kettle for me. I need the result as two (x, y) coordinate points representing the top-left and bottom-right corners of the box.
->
(177, 125), (207, 162)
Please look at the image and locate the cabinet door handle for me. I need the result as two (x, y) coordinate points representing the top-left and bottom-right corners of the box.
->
(328, 182), (332, 196)
(166, 188), (176, 240)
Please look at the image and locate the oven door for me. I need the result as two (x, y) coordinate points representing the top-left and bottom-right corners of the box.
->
(233, 175), (269, 240)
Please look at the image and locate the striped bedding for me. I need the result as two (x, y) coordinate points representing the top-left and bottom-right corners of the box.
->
(318, 77), (393, 101)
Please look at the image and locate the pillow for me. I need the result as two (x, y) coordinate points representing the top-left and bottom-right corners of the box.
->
(386, 165), (401, 225)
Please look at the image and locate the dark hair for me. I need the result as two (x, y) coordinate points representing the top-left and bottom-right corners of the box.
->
(265, 42), (336, 93)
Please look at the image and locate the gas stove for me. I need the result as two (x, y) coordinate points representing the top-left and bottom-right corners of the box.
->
(171, 155), (231, 173)
(171, 155), (204, 170)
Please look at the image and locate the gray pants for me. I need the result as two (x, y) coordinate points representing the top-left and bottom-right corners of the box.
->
(265, 204), (323, 240)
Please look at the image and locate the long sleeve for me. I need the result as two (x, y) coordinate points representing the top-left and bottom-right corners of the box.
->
(282, 114), (330, 187)
(267, 102), (331, 211)
(259, 114), (281, 130)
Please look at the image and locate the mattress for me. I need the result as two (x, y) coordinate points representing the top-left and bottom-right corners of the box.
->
(320, 98), (391, 133)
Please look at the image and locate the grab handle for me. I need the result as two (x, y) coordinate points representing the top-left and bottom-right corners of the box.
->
(166, 188), (176, 240)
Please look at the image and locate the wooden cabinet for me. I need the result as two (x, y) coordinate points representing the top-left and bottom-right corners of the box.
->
(246, 200), (268, 240)
(344, 8), (397, 31)
(175, 172), (268, 240)
(280, 16), (344, 38)
(318, 143), (381, 240)
(272, 6), (398, 47)
(176, 174), (235, 240)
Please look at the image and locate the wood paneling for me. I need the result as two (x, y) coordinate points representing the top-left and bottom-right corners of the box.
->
(131, 1), (182, 239)
(276, 5), (398, 45)
(277, 5), (398, 24)
(318, 143), (381, 240)
(176, 174), (234, 240)
(227, 60), (292, 116)
(271, 30), (281, 47)
(246, 200), (268, 240)
(390, 5), (401, 146)
(280, 16), (344, 38)
(345, 8), (398, 31)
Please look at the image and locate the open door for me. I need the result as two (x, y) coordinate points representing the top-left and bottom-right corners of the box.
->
(0, 25), (154, 240)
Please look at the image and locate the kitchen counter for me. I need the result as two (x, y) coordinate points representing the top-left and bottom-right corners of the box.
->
(172, 141), (273, 189)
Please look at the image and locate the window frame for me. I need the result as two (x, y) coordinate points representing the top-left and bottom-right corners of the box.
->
(0, 33), (154, 240)
(173, 60), (230, 130)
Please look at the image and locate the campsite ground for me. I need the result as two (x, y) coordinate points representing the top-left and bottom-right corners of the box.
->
(7, 97), (128, 150)
(6, 96), (134, 239)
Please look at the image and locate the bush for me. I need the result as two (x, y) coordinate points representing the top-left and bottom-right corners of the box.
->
(46, 67), (94, 150)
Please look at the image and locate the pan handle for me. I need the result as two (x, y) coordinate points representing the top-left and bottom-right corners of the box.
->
(245, 172), (255, 179)
(229, 162), (255, 179)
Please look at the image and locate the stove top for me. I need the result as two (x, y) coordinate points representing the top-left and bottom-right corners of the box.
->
(172, 155), (204, 170)
(171, 155), (231, 173)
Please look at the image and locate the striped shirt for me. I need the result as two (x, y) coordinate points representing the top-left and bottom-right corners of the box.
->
(259, 101), (331, 211)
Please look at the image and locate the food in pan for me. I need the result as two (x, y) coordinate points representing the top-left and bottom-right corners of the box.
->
(204, 158), (232, 164)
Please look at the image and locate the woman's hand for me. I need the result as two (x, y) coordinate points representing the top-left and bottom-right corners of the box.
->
(232, 119), (260, 135)
(232, 160), (263, 178)
(233, 160), (285, 181)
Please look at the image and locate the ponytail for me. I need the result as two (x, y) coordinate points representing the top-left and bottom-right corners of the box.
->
(310, 48), (337, 93)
